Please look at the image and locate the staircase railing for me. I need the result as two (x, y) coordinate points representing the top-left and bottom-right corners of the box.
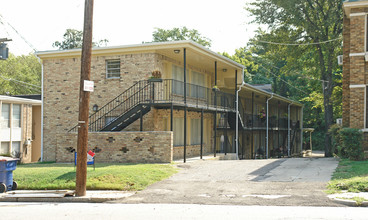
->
(69, 80), (151, 132)
(69, 79), (238, 132)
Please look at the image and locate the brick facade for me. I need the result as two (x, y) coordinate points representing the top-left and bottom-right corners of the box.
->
(56, 131), (173, 163)
(38, 41), (303, 162)
(343, 1), (368, 157)
(42, 53), (159, 161)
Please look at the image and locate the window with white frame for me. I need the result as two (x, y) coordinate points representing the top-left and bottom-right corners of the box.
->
(0, 142), (9, 155)
(190, 118), (201, 145)
(173, 117), (184, 146)
(1, 103), (10, 128)
(106, 60), (121, 78)
(12, 104), (21, 128)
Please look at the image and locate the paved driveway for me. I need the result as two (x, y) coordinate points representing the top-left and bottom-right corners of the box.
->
(115, 157), (342, 206)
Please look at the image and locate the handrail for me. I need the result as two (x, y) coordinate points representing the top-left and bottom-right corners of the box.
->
(68, 79), (247, 132)
(69, 80), (150, 132)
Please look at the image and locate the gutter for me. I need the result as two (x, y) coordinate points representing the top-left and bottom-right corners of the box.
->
(36, 56), (44, 162)
(235, 68), (246, 160)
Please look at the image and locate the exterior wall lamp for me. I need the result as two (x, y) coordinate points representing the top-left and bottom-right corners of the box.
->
(174, 49), (180, 54)
(93, 104), (99, 112)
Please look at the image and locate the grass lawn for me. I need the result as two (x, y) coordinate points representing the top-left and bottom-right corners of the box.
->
(13, 163), (177, 191)
(327, 159), (368, 193)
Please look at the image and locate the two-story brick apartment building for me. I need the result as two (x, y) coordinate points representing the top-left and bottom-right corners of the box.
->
(343, 0), (368, 157)
(37, 41), (303, 163)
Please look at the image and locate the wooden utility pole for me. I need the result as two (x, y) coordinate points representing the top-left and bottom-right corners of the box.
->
(76, 0), (94, 197)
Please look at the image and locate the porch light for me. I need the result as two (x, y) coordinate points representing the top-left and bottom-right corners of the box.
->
(93, 104), (99, 112)
(222, 68), (227, 72)
(174, 49), (180, 54)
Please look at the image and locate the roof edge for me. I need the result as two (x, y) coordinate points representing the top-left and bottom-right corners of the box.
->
(35, 40), (245, 70)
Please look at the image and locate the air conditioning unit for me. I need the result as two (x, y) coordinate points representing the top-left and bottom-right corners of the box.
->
(336, 118), (342, 126)
(337, 55), (343, 66)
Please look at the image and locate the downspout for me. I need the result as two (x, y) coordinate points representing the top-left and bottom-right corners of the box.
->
(235, 68), (245, 160)
(287, 102), (293, 157)
(300, 106), (304, 154)
(266, 93), (274, 159)
(37, 56), (44, 162)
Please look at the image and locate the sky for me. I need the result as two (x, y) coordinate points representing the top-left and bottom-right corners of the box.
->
(0, 0), (259, 56)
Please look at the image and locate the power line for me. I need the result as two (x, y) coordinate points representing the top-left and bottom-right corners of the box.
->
(247, 56), (308, 95)
(0, 74), (41, 89)
(257, 37), (341, 46)
(0, 14), (37, 52)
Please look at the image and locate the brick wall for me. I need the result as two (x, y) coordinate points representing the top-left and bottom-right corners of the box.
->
(343, 13), (351, 127)
(56, 131), (173, 163)
(343, 4), (368, 154)
(42, 53), (160, 161)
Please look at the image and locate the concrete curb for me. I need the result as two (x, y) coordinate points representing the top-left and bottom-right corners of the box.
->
(328, 192), (368, 207)
(0, 190), (136, 203)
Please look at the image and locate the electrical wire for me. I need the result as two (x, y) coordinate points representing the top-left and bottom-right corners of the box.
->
(256, 37), (341, 46)
(0, 14), (37, 52)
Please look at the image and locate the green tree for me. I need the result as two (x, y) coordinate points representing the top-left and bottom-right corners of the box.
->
(152, 27), (212, 48)
(0, 53), (41, 95)
(53, 29), (109, 50)
(247, 0), (343, 157)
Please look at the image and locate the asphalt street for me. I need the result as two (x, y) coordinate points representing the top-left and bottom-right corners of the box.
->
(1, 203), (367, 220)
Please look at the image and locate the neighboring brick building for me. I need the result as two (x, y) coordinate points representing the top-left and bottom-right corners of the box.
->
(343, 0), (368, 156)
(0, 95), (42, 163)
(37, 41), (303, 163)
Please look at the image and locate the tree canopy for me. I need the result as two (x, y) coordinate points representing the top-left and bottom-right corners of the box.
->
(0, 53), (41, 95)
(151, 26), (212, 48)
(53, 29), (109, 50)
(244, 0), (343, 155)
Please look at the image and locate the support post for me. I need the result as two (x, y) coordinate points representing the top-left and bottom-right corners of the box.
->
(170, 103), (173, 131)
(287, 102), (293, 157)
(251, 92), (254, 159)
(183, 48), (187, 163)
(140, 110), (143, 131)
(200, 109), (204, 159)
(213, 61), (217, 157)
(76, 0), (94, 197)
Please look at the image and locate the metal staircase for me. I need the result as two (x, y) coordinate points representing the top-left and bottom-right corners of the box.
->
(69, 80), (152, 132)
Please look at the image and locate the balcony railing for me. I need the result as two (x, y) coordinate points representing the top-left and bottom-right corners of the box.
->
(149, 79), (235, 112)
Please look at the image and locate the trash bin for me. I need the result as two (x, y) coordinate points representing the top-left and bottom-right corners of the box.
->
(0, 156), (19, 193)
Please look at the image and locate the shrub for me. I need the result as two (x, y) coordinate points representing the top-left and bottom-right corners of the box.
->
(329, 126), (364, 160)
(339, 128), (364, 161)
(329, 124), (342, 157)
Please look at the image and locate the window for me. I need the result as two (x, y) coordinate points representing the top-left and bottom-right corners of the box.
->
(0, 142), (9, 155)
(190, 118), (201, 145)
(172, 65), (189, 96)
(1, 103), (10, 128)
(12, 104), (21, 127)
(172, 65), (184, 95)
(106, 60), (120, 78)
(173, 118), (184, 146)
(191, 71), (206, 99)
(11, 141), (20, 157)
